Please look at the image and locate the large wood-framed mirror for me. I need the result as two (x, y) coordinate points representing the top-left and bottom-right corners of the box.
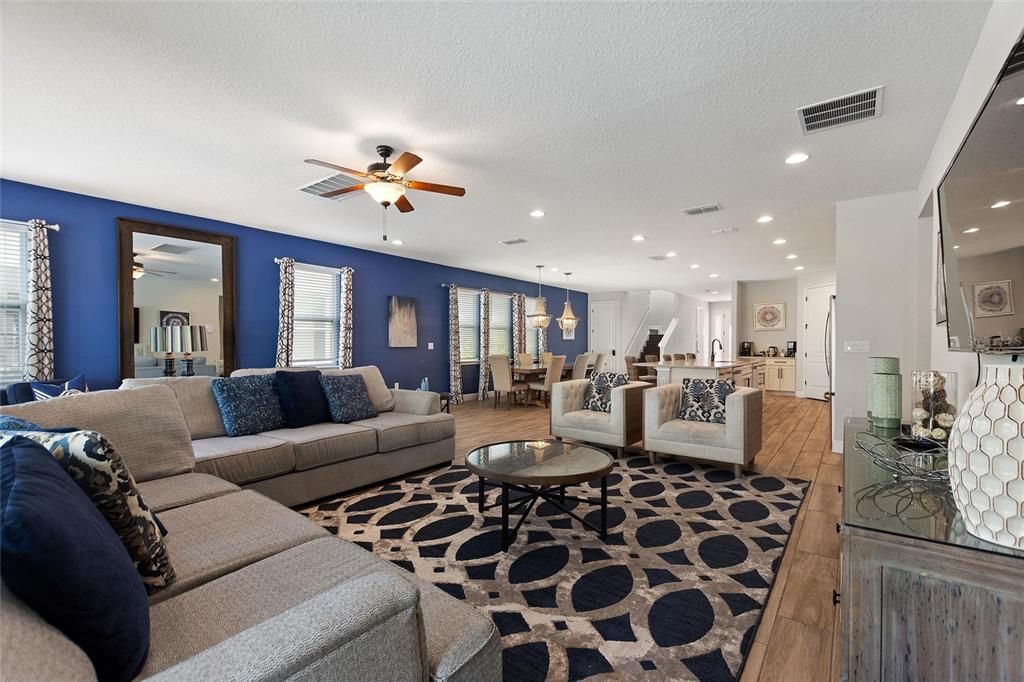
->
(118, 218), (236, 379)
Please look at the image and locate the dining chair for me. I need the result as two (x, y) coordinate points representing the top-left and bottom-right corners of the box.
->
(592, 353), (607, 373)
(540, 352), (553, 367)
(571, 353), (591, 380)
(529, 355), (565, 407)
(517, 352), (534, 368)
(663, 354), (672, 362)
(686, 353), (697, 363)
(624, 355), (640, 381)
(489, 355), (527, 409)
(672, 354), (686, 361)
(642, 354), (659, 383)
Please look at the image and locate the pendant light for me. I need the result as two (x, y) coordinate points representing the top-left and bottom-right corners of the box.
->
(527, 265), (552, 329)
(557, 272), (579, 332)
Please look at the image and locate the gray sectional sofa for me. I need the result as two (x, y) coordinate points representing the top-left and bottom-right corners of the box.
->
(0, 375), (500, 681)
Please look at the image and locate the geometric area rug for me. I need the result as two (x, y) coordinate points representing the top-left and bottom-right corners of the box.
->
(301, 456), (807, 681)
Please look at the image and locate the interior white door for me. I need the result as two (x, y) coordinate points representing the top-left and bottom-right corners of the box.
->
(695, 306), (706, 357)
(804, 283), (836, 401)
(589, 300), (620, 372)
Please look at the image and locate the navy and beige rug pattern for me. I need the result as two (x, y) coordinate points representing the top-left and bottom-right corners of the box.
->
(302, 457), (806, 681)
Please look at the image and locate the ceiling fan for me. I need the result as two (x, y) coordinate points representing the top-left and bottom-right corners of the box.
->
(304, 145), (466, 214)
(132, 253), (177, 279)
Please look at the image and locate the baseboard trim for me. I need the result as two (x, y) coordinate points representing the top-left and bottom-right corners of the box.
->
(796, 391), (806, 399)
(832, 439), (843, 454)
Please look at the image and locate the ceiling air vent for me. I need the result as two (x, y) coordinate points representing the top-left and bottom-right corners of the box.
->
(299, 173), (363, 200)
(711, 227), (739, 235)
(682, 203), (721, 216)
(150, 243), (194, 255)
(798, 86), (884, 134)
(648, 255), (667, 261)
(498, 238), (528, 246)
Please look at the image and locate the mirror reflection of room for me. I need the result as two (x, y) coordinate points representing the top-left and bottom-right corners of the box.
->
(132, 234), (224, 377)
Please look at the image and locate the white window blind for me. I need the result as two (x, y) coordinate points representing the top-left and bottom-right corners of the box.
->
(0, 220), (28, 385)
(489, 293), (512, 358)
(525, 296), (540, 356)
(292, 263), (342, 367)
(458, 288), (480, 362)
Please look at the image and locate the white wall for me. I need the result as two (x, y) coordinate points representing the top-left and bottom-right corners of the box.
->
(648, 290), (677, 331)
(661, 291), (705, 358)
(834, 191), (932, 449)
(134, 277), (223, 366)
(736, 278), (799, 356)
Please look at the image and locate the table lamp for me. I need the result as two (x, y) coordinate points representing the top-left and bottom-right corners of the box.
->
(150, 325), (208, 376)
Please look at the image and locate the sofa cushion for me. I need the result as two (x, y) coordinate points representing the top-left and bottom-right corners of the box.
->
(678, 378), (735, 424)
(233, 365), (396, 412)
(275, 370), (331, 428)
(150, 490), (327, 604)
(137, 473), (240, 512)
(120, 376), (227, 439)
(582, 371), (628, 413)
(559, 409), (614, 433)
(320, 374), (378, 423)
(353, 412), (455, 453)
(0, 584), (97, 682)
(14, 430), (174, 593)
(212, 375), (286, 437)
(655, 418), (729, 448)
(262, 422), (377, 472)
(0, 435), (150, 682)
(28, 374), (88, 401)
(142, 537), (498, 681)
(0, 385), (195, 483)
(192, 435), (295, 485)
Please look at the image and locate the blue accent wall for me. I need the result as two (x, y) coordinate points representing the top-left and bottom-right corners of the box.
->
(0, 180), (588, 390)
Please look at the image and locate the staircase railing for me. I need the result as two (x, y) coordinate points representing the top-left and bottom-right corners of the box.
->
(659, 317), (679, 355)
(624, 308), (651, 359)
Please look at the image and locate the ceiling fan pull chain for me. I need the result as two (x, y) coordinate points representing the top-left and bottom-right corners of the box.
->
(382, 205), (388, 242)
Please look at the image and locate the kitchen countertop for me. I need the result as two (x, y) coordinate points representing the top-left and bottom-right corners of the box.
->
(634, 360), (747, 370)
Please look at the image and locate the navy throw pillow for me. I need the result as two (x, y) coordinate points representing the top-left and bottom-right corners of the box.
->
(211, 375), (286, 437)
(320, 374), (378, 424)
(0, 435), (150, 681)
(28, 374), (88, 401)
(0, 416), (44, 432)
(275, 371), (331, 428)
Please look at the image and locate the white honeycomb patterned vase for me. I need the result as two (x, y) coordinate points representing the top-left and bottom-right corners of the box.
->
(947, 365), (1024, 549)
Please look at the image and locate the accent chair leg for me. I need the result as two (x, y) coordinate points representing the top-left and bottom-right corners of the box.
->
(733, 464), (742, 478)
(616, 446), (625, 459)
(648, 451), (656, 465)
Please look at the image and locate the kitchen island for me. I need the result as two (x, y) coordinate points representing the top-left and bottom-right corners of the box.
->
(634, 357), (767, 388)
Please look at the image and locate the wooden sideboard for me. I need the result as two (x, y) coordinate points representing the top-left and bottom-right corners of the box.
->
(839, 419), (1024, 681)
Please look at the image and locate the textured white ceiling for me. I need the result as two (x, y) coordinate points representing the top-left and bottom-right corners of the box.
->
(0, 2), (991, 298)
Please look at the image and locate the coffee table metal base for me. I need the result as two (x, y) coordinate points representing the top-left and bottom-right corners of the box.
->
(477, 476), (608, 550)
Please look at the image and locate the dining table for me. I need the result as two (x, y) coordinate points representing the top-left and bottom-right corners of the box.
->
(509, 362), (593, 407)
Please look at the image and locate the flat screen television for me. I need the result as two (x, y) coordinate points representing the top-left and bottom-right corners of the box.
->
(937, 35), (1024, 354)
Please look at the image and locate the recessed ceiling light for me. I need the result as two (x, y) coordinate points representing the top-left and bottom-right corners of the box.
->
(529, 209), (545, 218)
(391, 239), (404, 245)
(709, 273), (719, 278)
(210, 277), (219, 282)
(953, 245), (961, 249)
(1016, 97), (1024, 106)
(785, 152), (810, 165)
(757, 215), (774, 223)
(666, 251), (678, 258)
(773, 238), (787, 245)
(794, 266), (805, 271)
(786, 254), (798, 260)
(991, 200), (1010, 209)
(711, 290), (719, 295)
(962, 227), (980, 234)
(632, 234), (646, 242)
(690, 263), (700, 269)
(549, 266), (558, 272)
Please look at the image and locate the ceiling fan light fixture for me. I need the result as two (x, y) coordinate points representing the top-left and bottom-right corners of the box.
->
(132, 261), (145, 279)
(364, 181), (406, 205)
(557, 272), (579, 332)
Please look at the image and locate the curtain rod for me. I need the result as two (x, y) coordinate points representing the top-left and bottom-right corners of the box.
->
(6, 218), (60, 231)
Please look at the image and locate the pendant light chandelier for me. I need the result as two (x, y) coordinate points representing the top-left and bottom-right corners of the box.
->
(557, 272), (579, 332)
(527, 265), (552, 329)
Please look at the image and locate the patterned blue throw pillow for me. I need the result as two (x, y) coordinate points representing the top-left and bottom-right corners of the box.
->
(678, 378), (735, 424)
(0, 416), (44, 432)
(320, 374), (378, 424)
(29, 374), (87, 401)
(582, 372), (629, 413)
(211, 375), (286, 437)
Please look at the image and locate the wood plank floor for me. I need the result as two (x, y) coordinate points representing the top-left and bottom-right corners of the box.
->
(450, 391), (841, 681)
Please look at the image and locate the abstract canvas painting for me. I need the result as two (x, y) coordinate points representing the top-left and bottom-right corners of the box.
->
(388, 296), (418, 347)
(753, 303), (786, 331)
(973, 280), (1014, 318)
(159, 310), (190, 326)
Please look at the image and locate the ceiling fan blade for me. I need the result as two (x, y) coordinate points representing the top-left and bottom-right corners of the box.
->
(406, 180), (466, 197)
(304, 158), (370, 178)
(395, 195), (414, 213)
(320, 184), (365, 199)
(389, 152), (422, 177)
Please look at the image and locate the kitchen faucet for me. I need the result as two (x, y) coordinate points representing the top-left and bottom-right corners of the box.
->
(711, 338), (724, 364)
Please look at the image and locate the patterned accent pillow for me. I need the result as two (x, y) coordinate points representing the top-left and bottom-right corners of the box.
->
(678, 378), (735, 424)
(0, 416), (44, 431)
(582, 372), (629, 413)
(14, 429), (175, 593)
(211, 375), (286, 437)
(29, 374), (87, 401)
(320, 374), (378, 423)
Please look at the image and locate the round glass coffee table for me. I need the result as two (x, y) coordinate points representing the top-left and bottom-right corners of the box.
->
(465, 440), (614, 550)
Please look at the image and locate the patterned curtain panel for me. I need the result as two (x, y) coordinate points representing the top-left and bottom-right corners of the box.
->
(24, 219), (55, 381)
(447, 284), (463, 404)
(274, 257), (295, 367)
(478, 289), (491, 400)
(512, 293), (527, 357)
(339, 267), (354, 368)
(537, 297), (548, 354)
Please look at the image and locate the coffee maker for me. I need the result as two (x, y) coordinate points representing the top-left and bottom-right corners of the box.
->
(739, 342), (754, 357)
(786, 341), (797, 357)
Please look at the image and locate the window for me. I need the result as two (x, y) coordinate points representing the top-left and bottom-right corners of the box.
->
(292, 263), (342, 367)
(458, 287), (480, 362)
(0, 220), (28, 385)
(489, 293), (512, 358)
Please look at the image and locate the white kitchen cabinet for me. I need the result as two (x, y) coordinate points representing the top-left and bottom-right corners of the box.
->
(763, 358), (796, 392)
